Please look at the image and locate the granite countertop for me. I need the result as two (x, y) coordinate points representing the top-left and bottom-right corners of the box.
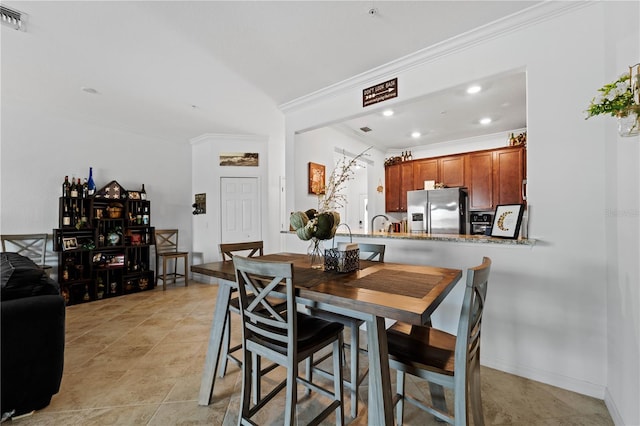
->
(283, 230), (535, 246)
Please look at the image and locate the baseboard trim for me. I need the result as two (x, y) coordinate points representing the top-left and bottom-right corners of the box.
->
(604, 388), (625, 426)
(482, 357), (605, 399)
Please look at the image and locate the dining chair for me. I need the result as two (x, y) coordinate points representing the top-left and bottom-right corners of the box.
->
(233, 256), (345, 426)
(306, 242), (386, 419)
(154, 229), (189, 290)
(357, 243), (386, 262)
(1, 233), (52, 276)
(217, 241), (266, 378)
(386, 256), (492, 425)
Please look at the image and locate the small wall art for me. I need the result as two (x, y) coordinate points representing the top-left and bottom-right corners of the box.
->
(219, 152), (259, 166)
(308, 162), (326, 194)
(490, 204), (524, 239)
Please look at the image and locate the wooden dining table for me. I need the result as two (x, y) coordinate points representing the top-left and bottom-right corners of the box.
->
(192, 252), (462, 425)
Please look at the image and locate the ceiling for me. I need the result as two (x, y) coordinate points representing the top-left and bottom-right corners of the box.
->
(1, 1), (536, 147)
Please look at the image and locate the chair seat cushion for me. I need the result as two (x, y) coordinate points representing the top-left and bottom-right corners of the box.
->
(386, 321), (456, 375)
(251, 313), (343, 355)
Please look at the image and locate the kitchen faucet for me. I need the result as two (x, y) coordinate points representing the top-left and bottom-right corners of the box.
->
(371, 214), (390, 233)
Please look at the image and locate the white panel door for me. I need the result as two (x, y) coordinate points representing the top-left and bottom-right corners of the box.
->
(220, 177), (261, 243)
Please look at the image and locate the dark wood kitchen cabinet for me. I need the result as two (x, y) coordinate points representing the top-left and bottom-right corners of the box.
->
(439, 155), (465, 187)
(386, 145), (526, 213)
(385, 161), (413, 212)
(466, 150), (494, 210)
(412, 158), (438, 189)
(493, 146), (526, 206)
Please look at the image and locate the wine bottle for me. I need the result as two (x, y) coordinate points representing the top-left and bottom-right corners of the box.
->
(62, 176), (70, 197)
(70, 177), (78, 198)
(142, 206), (149, 225)
(140, 184), (147, 200)
(82, 178), (88, 198)
(62, 204), (71, 226)
(87, 167), (96, 196)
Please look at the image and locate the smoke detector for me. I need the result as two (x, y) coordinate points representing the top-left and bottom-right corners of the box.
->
(1, 5), (26, 31)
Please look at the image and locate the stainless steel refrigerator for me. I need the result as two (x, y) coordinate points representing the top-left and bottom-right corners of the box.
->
(407, 188), (470, 234)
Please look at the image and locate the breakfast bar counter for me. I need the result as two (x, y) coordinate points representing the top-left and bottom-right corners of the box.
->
(283, 230), (536, 246)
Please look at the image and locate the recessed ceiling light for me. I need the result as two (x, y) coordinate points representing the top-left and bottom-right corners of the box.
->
(479, 117), (492, 125)
(81, 87), (98, 94)
(467, 85), (482, 94)
(382, 109), (394, 117)
(411, 131), (421, 138)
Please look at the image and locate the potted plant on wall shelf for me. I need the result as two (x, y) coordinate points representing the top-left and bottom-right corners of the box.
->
(585, 63), (640, 137)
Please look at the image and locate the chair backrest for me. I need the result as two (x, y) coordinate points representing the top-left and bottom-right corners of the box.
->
(357, 243), (385, 262)
(1, 233), (49, 266)
(233, 256), (296, 354)
(455, 257), (491, 385)
(155, 229), (180, 254)
(220, 241), (264, 261)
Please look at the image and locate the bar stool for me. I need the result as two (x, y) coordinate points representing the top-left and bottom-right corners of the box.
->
(154, 229), (189, 290)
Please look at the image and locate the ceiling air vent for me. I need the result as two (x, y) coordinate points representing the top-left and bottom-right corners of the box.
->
(1, 5), (26, 31)
(360, 126), (372, 133)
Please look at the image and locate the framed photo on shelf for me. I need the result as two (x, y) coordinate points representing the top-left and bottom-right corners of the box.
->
(490, 204), (525, 239)
(128, 191), (141, 200)
(62, 237), (78, 251)
(308, 162), (326, 194)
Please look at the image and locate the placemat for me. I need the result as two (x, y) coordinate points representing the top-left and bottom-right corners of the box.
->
(345, 269), (443, 299)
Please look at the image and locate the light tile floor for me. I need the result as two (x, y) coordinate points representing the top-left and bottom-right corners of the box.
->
(10, 282), (613, 425)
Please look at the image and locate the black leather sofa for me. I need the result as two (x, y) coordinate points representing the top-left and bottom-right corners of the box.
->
(1, 252), (65, 419)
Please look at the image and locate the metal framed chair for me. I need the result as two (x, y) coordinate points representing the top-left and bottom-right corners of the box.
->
(386, 257), (492, 425)
(306, 242), (386, 419)
(233, 256), (344, 426)
(1, 233), (52, 275)
(154, 229), (189, 290)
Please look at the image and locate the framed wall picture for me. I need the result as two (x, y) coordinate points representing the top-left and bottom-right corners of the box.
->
(62, 237), (78, 251)
(308, 162), (326, 194)
(490, 204), (525, 239)
(219, 152), (259, 166)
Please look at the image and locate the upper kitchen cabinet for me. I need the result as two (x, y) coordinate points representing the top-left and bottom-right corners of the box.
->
(385, 145), (526, 213)
(466, 150), (495, 210)
(439, 155), (466, 188)
(493, 146), (526, 206)
(385, 161), (414, 212)
(412, 158), (438, 189)
(465, 146), (526, 210)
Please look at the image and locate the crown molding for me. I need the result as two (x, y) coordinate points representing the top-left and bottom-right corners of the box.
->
(279, 1), (592, 114)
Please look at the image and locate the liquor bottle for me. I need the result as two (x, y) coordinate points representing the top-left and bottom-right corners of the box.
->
(77, 178), (83, 198)
(82, 178), (88, 198)
(70, 177), (78, 198)
(140, 184), (147, 200)
(62, 204), (71, 226)
(87, 167), (96, 196)
(136, 206), (142, 225)
(62, 176), (70, 197)
(408, 151), (413, 160)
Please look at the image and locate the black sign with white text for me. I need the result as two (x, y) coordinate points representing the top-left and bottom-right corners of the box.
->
(363, 78), (397, 107)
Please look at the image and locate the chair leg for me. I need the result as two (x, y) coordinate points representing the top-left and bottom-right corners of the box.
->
(333, 335), (345, 426)
(218, 311), (231, 378)
(304, 355), (313, 397)
(239, 347), (253, 424)
(396, 370), (405, 426)
(349, 325), (359, 419)
(184, 254), (189, 286)
(469, 357), (485, 426)
(162, 258), (168, 291)
(284, 356), (297, 426)
(252, 353), (260, 404)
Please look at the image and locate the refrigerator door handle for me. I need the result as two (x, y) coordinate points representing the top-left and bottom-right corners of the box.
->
(427, 201), (431, 233)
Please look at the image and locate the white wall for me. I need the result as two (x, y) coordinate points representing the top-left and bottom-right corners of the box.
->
(604, 3), (640, 425)
(283, 3), (639, 424)
(0, 104), (192, 275)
